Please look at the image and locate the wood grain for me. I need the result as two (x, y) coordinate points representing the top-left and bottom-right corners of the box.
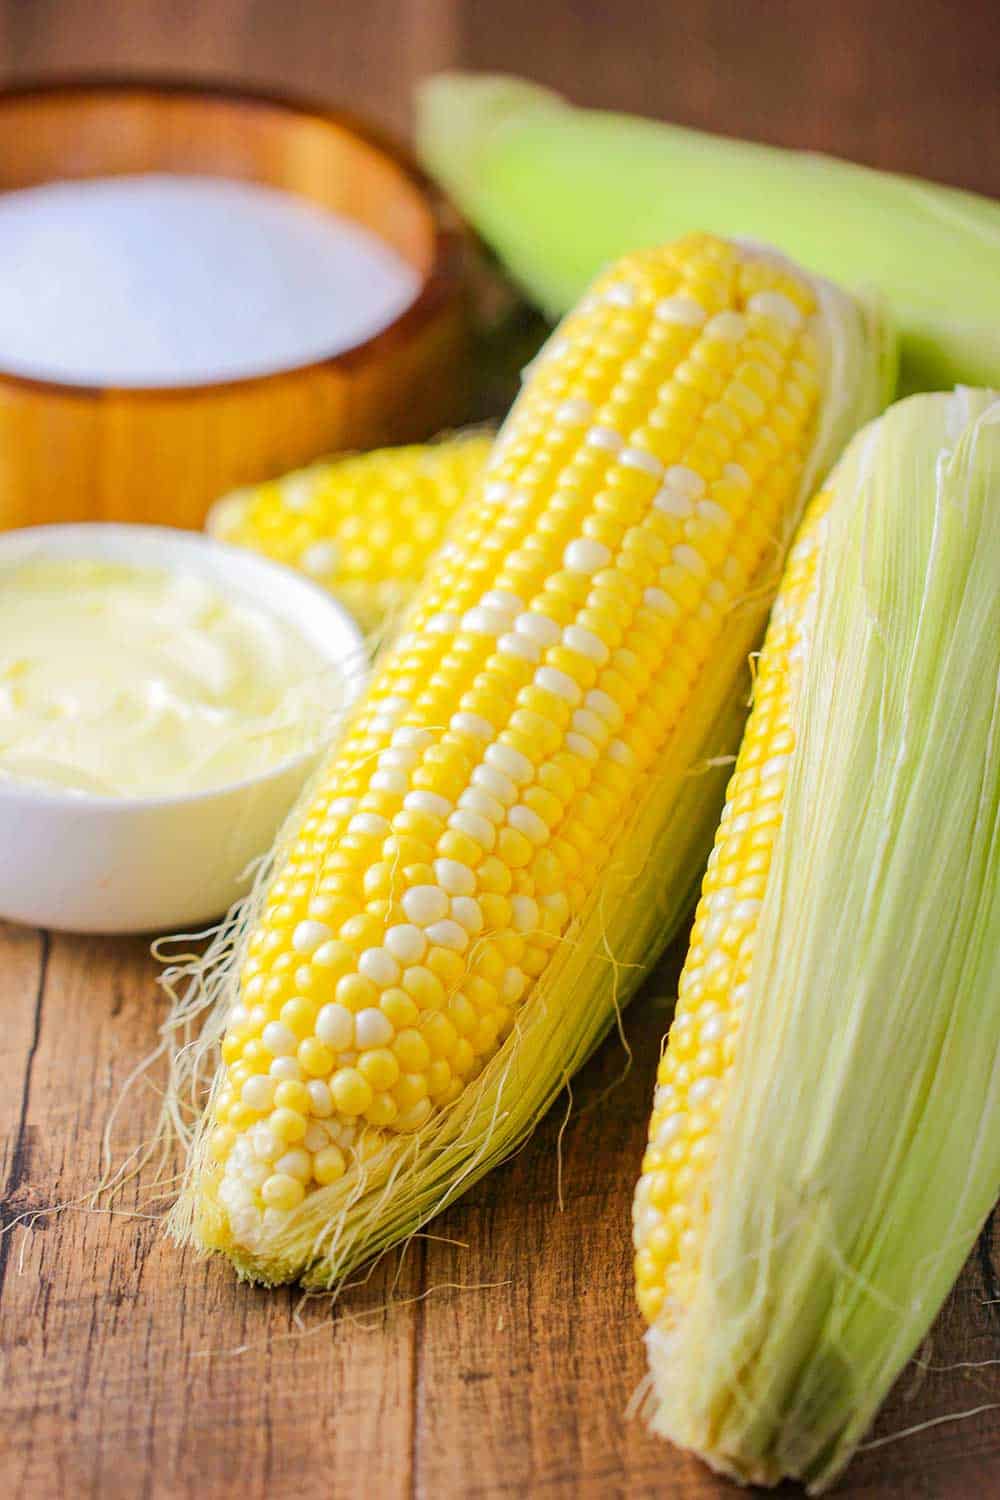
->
(3, 920), (1000, 1499)
(2, 2), (999, 1497)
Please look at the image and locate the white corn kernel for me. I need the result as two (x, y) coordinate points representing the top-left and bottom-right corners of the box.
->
(508, 805), (549, 845)
(359, 948), (400, 988)
(385, 924), (428, 964)
(510, 895), (539, 933)
(241, 1076), (276, 1112)
(434, 859), (477, 896)
(303, 1122), (330, 1153)
(252, 1127), (280, 1162)
(302, 541), (339, 576)
(564, 538), (612, 574)
(270, 1056), (303, 1083)
(502, 967), (528, 1002)
(654, 294), (706, 325)
(462, 606), (507, 636)
(555, 397), (595, 424)
(566, 732), (599, 762)
(488, 741), (536, 786)
(451, 712), (495, 740)
(392, 726), (435, 749)
(370, 770), (408, 795)
(572, 708), (610, 745)
(499, 631), (541, 663)
(347, 813), (391, 839)
(536, 666), (582, 705)
(673, 544), (709, 577)
(316, 1004), (354, 1051)
(585, 425), (624, 453)
(603, 281), (636, 307)
(355, 1009), (395, 1049)
(426, 611), (460, 634)
(514, 611), (561, 646)
(562, 625), (610, 665)
(620, 445), (663, 477)
(425, 918), (470, 953)
(262, 1022), (298, 1058)
(663, 464), (706, 499)
(481, 589), (524, 615)
(403, 885), (450, 926)
(706, 310), (747, 341)
(306, 1079), (334, 1117)
(292, 920), (332, 955)
(747, 290), (804, 328)
(472, 765), (518, 805)
(450, 896), (484, 935)
(448, 809), (497, 849)
(643, 586), (679, 616)
(459, 786), (505, 822)
(585, 688), (622, 726)
(404, 790), (453, 820)
(327, 797), (357, 818)
(276, 1149), (313, 1182)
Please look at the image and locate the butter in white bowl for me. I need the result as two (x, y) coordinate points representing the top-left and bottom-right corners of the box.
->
(0, 525), (367, 934)
(0, 557), (342, 798)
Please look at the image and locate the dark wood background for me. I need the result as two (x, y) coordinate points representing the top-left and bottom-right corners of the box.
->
(3, 3), (1000, 1497)
(0, 0), (998, 194)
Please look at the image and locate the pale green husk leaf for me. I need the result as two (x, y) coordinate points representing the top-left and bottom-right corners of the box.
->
(644, 388), (1000, 1490)
(417, 74), (1000, 394)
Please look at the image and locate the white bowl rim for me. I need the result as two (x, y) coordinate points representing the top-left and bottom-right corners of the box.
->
(0, 521), (368, 812)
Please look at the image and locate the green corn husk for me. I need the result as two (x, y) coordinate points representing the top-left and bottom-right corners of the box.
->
(644, 388), (1000, 1491)
(417, 74), (1000, 395)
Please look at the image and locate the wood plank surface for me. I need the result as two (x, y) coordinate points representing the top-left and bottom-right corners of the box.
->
(2, 3), (999, 1497)
(5, 922), (1000, 1498)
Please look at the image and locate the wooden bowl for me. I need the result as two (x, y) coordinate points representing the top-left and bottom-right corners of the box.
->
(0, 77), (469, 531)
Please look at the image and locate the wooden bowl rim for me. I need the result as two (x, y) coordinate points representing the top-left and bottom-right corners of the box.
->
(0, 72), (464, 402)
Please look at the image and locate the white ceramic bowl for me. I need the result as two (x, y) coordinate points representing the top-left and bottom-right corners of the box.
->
(0, 524), (367, 934)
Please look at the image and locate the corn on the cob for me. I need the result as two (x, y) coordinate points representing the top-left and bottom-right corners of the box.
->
(207, 435), (492, 637)
(418, 73), (1000, 392)
(633, 494), (828, 1328)
(169, 234), (886, 1288)
(634, 388), (1000, 1491)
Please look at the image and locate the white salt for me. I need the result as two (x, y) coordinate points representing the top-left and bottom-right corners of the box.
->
(0, 174), (420, 387)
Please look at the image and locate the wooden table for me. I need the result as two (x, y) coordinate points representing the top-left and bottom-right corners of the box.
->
(3, 3), (1000, 1496)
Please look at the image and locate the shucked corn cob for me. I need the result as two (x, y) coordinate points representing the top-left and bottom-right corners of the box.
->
(170, 234), (886, 1287)
(207, 435), (492, 637)
(634, 388), (1000, 1490)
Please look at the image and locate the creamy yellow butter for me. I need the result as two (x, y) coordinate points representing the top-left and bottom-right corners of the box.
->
(0, 559), (344, 798)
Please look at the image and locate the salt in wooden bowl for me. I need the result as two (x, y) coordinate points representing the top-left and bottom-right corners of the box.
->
(0, 76), (469, 531)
